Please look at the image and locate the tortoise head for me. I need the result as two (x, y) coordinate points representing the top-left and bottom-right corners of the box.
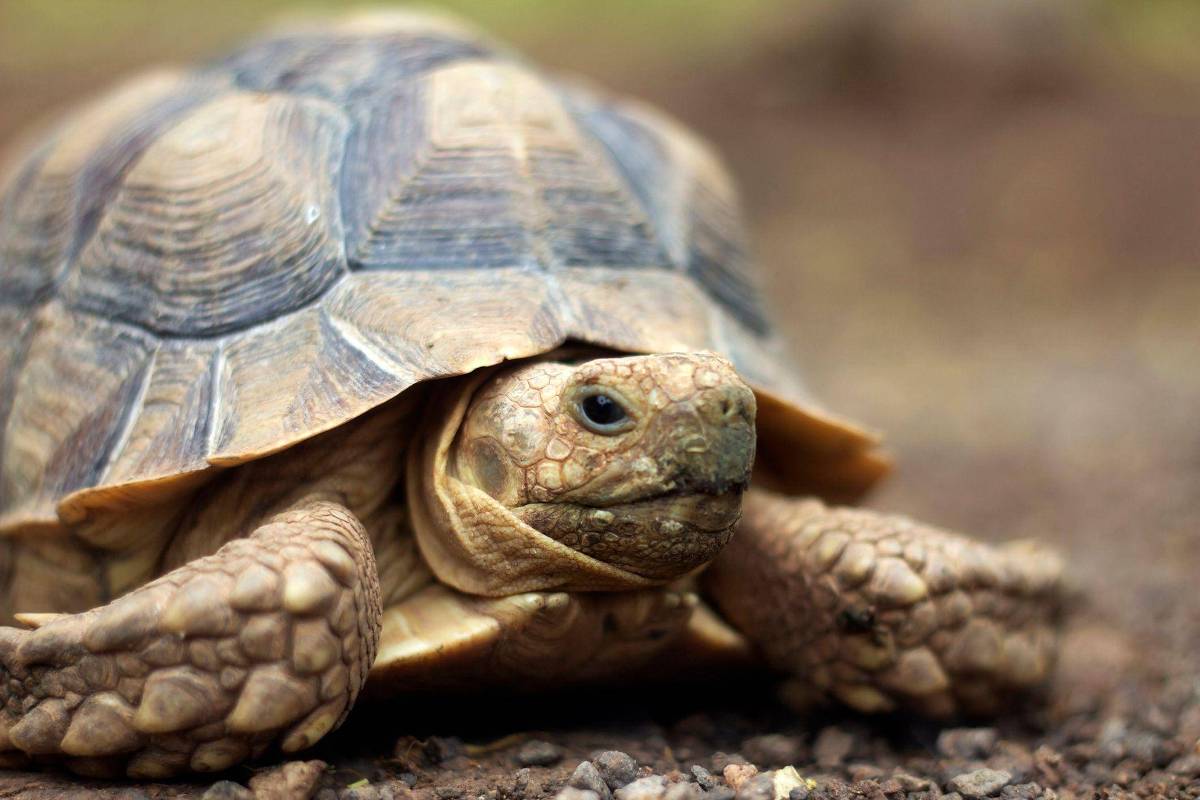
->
(407, 352), (756, 596)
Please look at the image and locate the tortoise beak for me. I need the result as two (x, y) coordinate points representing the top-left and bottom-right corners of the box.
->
(660, 381), (757, 498)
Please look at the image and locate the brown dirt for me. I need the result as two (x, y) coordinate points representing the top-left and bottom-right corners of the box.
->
(0, 3), (1197, 798)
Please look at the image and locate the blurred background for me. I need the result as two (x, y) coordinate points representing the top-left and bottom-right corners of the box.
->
(1, 1), (1197, 670)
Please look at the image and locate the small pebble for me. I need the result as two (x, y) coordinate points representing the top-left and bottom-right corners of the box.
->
(733, 773), (774, 800)
(723, 763), (758, 790)
(425, 737), (462, 763)
(202, 782), (253, 800)
(711, 752), (749, 771)
(518, 739), (564, 767)
(572, 761), (614, 800)
(950, 768), (1012, 798)
(559, 786), (604, 800)
(248, 760), (327, 800)
(991, 743), (1035, 783)
(595, 751), (640, 790)
(691, 765), (719, 790)
(1098, 718), (1127, 746)
(557, 790), (602, 800)
(1180, 706), (1200, 741)
(937, 728), (999, 760)
(1125, 732), (1167, 766)
(770, 766), (807, 800)
(892, 772), (931, 791)
(847, 763), (883, 782)
(615, 775), (668, 800)
(664, 782), (702, 800)
(513, 767), (532, 790)
(998, 784), (1044, 799)
(742, 734), (803, 767)
(813, 727), (855, 767)
(703, 789), (735, 800)
(1168, 753), (1200, 776)
(340, 785), (380, 800)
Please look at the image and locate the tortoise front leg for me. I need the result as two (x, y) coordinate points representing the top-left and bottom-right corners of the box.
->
(0, 497), (381, 779)
(704, 489), (1063, 716)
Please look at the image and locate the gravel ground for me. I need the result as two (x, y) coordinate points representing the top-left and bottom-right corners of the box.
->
(3, 647), (1197, 799)
(0, 3), (1197, 798)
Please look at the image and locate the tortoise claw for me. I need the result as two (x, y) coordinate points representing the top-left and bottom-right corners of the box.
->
(12, 613), (64, 630)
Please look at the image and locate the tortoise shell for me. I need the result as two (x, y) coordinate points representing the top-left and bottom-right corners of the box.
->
(0, 10), (885, 533)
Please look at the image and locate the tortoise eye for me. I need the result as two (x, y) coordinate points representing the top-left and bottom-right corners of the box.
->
(575, 390), (634, 434)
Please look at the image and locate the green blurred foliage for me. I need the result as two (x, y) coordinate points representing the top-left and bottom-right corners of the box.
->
(0, 0), (790, 75)
(2, 0), (1197, 93)
(1099, 0), (1200, 75)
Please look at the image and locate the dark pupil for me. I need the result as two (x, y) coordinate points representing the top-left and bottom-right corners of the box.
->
(582, 393), (626, 426)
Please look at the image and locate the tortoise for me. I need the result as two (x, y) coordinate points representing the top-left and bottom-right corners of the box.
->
(0, 10), (1063, 779)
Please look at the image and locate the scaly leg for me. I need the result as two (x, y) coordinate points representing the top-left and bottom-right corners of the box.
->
(704, 489), (1062, 716)
(0, 498), (381, 778)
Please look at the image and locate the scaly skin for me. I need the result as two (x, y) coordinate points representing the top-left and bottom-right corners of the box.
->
(0, 496), (380, 778)
(705, 491), (1063, 716)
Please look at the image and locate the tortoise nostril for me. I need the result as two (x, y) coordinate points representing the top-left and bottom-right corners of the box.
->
(698, 387), (753, 427)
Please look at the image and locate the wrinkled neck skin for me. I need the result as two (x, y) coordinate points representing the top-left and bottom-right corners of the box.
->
(406, 351), (757, 597)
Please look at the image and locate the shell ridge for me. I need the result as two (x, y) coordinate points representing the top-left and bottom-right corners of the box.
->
(63, 75), (233, 281)
(54, 277), (347, 342)
(684, 180), (767, 335)
(558, 87), (678, 271)
(341, 82), (431, 271)
(327, 107), (355, 277)
(61, 90), (352, 338)
(216, 31), (495, 105)
(514, 125), (559, 278)
(0, 73), (229, 317)
(315, 311), (407, 404)
(322, 307), (411, 379)
(538, 268), (582, 336)
(82, 339), (220, 499)
(93, 337), (163, 490)
(565, 92), (769, 335)
(525, 79), (669, 274)
(0, 143), (66, 308)
(204, 340), (227, 461)
(33, 310), (159, 510)
(0, 311), (36, 512)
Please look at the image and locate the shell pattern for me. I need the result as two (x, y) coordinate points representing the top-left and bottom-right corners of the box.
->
(0, 11), (863, 532)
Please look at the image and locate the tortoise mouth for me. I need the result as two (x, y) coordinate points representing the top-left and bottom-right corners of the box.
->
(513, 488), (744, 579)
(604, 487), (745, 532)
(577, 476), (751, 510)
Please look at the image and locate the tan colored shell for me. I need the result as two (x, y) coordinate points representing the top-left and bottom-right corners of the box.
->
(0, 10), (885, 534)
